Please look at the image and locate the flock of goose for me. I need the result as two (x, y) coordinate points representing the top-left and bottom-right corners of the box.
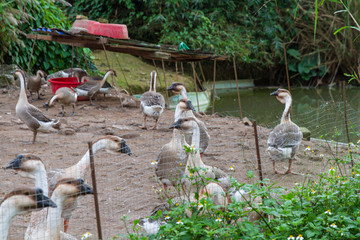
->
(1, 68), (303, 238)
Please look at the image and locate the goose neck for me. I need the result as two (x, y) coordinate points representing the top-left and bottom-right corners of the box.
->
(103, 71), (112, 83)
(180, 88), (187, 99)
(18, 74), (28, 102)
(34, 166), (49, 196)
(0, 201), (17, 240)
(47, 191), (65, 239)
(150, 72), (156, 92)
(281, 95), (292, 123)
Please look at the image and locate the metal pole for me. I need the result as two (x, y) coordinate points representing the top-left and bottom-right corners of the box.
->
(342, 81), (353, 168)
(191, 62), (200, 112)
(161, 59), (170, 108)
(88, 141), (103, 240)
(233, 56), (243, 119)
(253, 121), (264, 185)
(212, 59), (217, 114)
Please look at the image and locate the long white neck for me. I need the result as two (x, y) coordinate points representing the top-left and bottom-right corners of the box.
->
(67, 139), (107, 179)
(191, 122), (200, 149)
(18, 73), (28, 104)
(47, 190), (65, 239)
(281, 95), (292, 123)
(179, 87), (187, 99)
(149, 72), (156, 92)
(34, 166), (49, 196)
(36, 71), (43, 80)
(102, 71), (113, 83)
(0, 201), (18, 240)
(174, 105), (184, 121)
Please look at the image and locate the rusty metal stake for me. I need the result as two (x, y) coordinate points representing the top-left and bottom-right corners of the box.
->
(253, 121), (264, 185)
(88, 142), (103, 240)
(342, 81), (353, 168)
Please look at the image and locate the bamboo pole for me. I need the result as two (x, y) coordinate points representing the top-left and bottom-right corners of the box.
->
(191, 62), (200, 112)
(342, 81), (353, 168)
(161, 59), (170, 108)
(198, 62), (207, 84)
(88, 142), (103, 240)
(114, 53), (133, 95)
(233, 56), (243, 119)
(212, 59), (217, 114)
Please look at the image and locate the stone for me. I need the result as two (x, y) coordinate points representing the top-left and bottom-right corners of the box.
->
(58, 128), (76, 135)
(0, 64), (18, 87)
(300, 127), (311, 141)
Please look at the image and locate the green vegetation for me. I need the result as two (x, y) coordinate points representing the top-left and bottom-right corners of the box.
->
(120, 143), (360, 239)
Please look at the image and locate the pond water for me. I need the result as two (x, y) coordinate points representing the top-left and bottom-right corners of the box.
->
(207, 87), (360, 143)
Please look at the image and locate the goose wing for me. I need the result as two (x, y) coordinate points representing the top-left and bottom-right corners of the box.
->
(140, 92), (165, 107)
(27, 104), (53, 122)
(267, 122), (302, 148)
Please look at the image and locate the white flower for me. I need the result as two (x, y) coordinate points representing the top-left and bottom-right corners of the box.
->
(287, 235), (295, 240)
(190, 144), (195, 150)
(165, 215), (170, 220)
(81, 232), (92, 240)
(320, 153), (324, 157)
(296, 234), (304, 240)
(305, 146), (311, 151)
(329, 167), (335, 173)
(228, 166), (234, 171)
(176, 220), (184, 225)
(151, 160), (157, 165)
(324, 209), (332, 215)
(357, 139), (360, 144)
(330, 223), (337, 228)
(215, 217), (222, 222)
(198, 203), (203, 208)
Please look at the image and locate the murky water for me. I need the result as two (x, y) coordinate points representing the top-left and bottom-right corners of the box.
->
(208, 87), (360, 142)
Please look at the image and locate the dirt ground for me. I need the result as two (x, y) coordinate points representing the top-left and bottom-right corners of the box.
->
(0, 85), (350, 239)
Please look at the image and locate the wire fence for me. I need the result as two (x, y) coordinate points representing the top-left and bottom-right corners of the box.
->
(0, 87), (359, 239)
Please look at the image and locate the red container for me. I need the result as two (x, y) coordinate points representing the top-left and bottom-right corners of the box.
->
(48, 77), (88, 101)
(72, 20), (129, 39)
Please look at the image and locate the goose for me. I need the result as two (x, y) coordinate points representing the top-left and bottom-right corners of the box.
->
(0, 187), (56, 240)
(170, 117), (231, 191)
(14, 69), (61, 144)
(27, 70), (46, 101)
(140, 71), (165, 129)
(25, 178), (93, 240)
(48, 135), (131, 232)
(74, 69), (116, 105)
(168, 82), (210, 157)
(46, 68), (89, 82)
(155, 100), (195, 191)
(267, 88), (303, 174)
(45, 87), (79, 117)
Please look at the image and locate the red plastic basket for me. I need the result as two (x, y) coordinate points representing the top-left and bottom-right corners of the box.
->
(48, 77), (88, 101)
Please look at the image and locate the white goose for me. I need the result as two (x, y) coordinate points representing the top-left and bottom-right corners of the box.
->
(24, 178), (93, 240)
(140, 71), (165, 129)
(267, 89), (303, 174)
(0, 187), (56, 240)
(14, 69), (61, 143)
(167, 82), (210, 157)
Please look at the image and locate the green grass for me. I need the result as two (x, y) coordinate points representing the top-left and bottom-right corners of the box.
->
(92, 50), (195, 95)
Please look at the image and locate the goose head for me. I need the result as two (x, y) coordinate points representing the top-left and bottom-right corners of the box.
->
(4, 154), (45, 179)
(93, 136), (132, 155)
(169, 117), (198, 134)
(270, 88), (292, 105)
(178, 99), (196, 112)
(37, 70), (47, 79)
(107, 69), (117, 77)
(53, 178), (93, 197)
(166, 82), (185, 94)
(1, 188), (56, 212)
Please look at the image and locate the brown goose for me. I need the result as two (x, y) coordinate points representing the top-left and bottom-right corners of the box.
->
(14, 69), (61, 144)
(45, 87), (78, 116)
(0, 188), (56, 240)
(74, 69), (116, 105)
(140, 70), (165, 129)
(267, 89), (303, 174)
(168, 82), (210, 157)
(27, 70), (46, 101)
(46, 68), (88, 82)
(155, 100), (195, 190)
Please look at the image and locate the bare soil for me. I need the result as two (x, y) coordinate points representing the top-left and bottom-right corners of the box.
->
(0, 86), (346, 239)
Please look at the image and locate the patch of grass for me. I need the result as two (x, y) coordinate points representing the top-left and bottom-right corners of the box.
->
(92, 50), (195, 95)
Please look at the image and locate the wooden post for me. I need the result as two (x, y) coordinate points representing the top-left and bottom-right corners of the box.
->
(199, 62), (207, 84)
(233, 56), (243, 119)
(161, 59), (170, 108)
(88, 142), (103, 240)
(253, 121), (264, 186)
(342, 81), (353, 168)
(212, 59), (217, 114)
(191, 62), (200, 112)
(101, 37), (123, 108)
